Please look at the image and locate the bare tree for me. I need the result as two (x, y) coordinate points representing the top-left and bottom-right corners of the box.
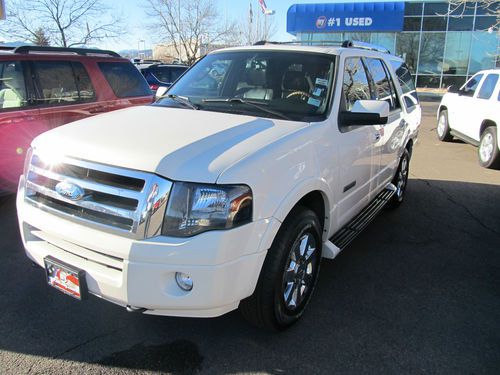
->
(447, 1), (499, 29)
(1, 0), (125, 47)
(31, 28), (50, 46)
(240, 2), (277, 45)
(145, 0), (238, 64)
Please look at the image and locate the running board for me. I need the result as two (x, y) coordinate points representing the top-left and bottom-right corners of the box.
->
(329, 184), (396, 251)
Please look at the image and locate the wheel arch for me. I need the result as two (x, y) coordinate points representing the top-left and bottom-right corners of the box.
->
(437, 105), (448, 120)
(480, 119), (496, 136)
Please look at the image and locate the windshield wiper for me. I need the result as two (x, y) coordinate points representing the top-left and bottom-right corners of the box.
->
(162, 94), (199, 110)
(202, 97), (291, 121)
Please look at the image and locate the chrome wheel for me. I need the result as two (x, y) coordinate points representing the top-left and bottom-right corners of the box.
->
(479, 133), (494, 163)
(282, 232), (318, 311)
(396, 155), (409, 199)
(437, 113), (446, 137)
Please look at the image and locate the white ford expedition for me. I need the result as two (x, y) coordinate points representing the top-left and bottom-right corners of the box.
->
(17, 42), (421, 330)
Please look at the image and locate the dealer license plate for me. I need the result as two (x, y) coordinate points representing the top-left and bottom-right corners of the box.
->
(44, 256), (87, 300)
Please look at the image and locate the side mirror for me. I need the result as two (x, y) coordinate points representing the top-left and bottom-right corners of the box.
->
(155, 86), (168, 100)
(447, 84), (460, 94)
(340, 100), (389, 126)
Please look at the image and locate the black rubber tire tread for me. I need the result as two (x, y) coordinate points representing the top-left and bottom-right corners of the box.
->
(239, 206), (322, 331)
(437, 109), (453, 142)
(387, 149), (411, 210)
(478, 126), (500, 169)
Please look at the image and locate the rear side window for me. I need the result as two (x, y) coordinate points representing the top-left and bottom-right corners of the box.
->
(33, 61), (95, 105)
(170, 67), (187, 82)
(149, 67), (186, 83)
(0, 61), (28, 110)
(364, 58), (400, 111)
(98, 62), (152, 98)
(390, 60), (418, 110)
(343, 57), (371, 111)
(477, 74), (499, 100)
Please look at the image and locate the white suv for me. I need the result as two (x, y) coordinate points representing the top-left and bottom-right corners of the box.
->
(17, 42), (421, 330)
(437, 69), (500, 169)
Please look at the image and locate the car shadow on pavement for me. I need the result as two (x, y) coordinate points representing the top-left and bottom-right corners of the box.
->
(0, 178), (499, 374)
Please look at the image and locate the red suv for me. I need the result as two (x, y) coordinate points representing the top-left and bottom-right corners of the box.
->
(0, 46), (153, 194)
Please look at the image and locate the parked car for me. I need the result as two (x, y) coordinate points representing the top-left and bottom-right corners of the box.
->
(437, 69), (500, 169)
(139, 64), (189, 92)
(17, 41), (420, 330)
(0, 46), (153, 194)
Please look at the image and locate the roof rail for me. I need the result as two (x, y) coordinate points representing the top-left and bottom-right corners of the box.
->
(13, 45), (121, 57)
(0, 46), (16, 51)
(253, 40), (390, 53)
(341, 40), (390, 54)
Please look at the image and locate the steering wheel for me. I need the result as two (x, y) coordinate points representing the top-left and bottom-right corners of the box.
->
(286, 91), (312, 100)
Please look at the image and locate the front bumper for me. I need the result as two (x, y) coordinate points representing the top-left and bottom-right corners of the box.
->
(17, 179), (276, 317)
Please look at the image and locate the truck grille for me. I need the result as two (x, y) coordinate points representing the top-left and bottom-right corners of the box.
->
(24, 152), (172, 239)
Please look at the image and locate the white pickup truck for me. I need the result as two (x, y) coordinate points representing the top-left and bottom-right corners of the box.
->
(17, 42), (421, 330)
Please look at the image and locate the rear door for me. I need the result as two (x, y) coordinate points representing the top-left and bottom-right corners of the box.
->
(469, 73), (499, 141)
(0, 59), (40, 192)
(364, 57), (407, 190)
(336, 56), (378, 228)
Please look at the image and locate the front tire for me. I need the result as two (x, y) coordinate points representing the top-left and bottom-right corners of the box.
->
(240, 206), (322, 331)
(478, 126), (500, 169)
(437, 109), (453, 142)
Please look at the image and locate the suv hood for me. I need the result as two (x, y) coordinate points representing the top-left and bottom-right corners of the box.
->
(32, 106), (308, 183)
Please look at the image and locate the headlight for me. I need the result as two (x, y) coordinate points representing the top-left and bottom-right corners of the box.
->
(162, 182), (252, 237)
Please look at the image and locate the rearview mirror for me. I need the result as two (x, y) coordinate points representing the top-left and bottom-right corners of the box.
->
(447, 84), (460, 94)
(340, 100), (389, 126)
(155, 86), (168, 100)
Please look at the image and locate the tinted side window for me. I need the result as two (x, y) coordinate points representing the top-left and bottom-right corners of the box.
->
(390, 60), (418, 110)
(462, 74), (483, 97)
(170, 67), (187, 82)
(0, 61), (28, 110)
(33, 61), (95, 105)
(98, 62), (152, 98)
(365, 58), (400, 111)
(343, 57), (371, 111)
(477, 74), (499, 100)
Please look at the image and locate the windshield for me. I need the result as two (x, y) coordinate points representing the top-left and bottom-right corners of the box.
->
(155, 51), (336, 122)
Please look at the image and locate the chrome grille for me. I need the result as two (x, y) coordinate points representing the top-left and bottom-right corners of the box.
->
(24, 152), (172, 239)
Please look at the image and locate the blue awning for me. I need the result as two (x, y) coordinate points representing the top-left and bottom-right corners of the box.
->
(287, 2), (405, 35)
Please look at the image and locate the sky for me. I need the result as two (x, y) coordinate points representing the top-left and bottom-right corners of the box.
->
(98, 0), (364, 51)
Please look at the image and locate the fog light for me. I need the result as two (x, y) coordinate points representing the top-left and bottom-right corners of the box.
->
(175, 272), (193, 291)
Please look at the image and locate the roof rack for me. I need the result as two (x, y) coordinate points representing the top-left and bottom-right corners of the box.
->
(0, 46), (16, 51)
(253, 40), (390, 54)
(13, 45), (121, 58)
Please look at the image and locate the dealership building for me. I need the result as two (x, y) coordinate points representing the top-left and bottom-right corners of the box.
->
(287, 1), (500, 89)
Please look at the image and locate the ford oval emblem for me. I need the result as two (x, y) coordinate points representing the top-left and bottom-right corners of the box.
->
(55, 181), (85, 201)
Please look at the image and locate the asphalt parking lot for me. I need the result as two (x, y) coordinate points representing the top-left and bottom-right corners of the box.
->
(0, 101), (499, 375)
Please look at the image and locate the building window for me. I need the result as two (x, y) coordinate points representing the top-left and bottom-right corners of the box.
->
(370, 33), (395, 53)
(443, 32), (472, 75)
(423, 2), (449, 16)
(396, 33), (420, 72)
(469, 31), (498, 74)
(474, 16), (497, 31)
(422, 16), (447, 31)
(403, 17), (422, 31)
(418, 33), (446, 75)
(404, 3), (423, 16)
(442, 75), (468, 89)
(448, 16), (474, 31)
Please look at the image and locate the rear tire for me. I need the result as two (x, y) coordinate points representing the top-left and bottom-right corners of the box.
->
(240, 206), (322, 331)
(437, 110), (453, 142)
(387, 149), (410, 209)
(478, 126), (500, 169)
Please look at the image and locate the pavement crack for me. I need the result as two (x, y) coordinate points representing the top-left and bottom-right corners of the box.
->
(52, 327), (122, 360)
(417, 177), (500, 237)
